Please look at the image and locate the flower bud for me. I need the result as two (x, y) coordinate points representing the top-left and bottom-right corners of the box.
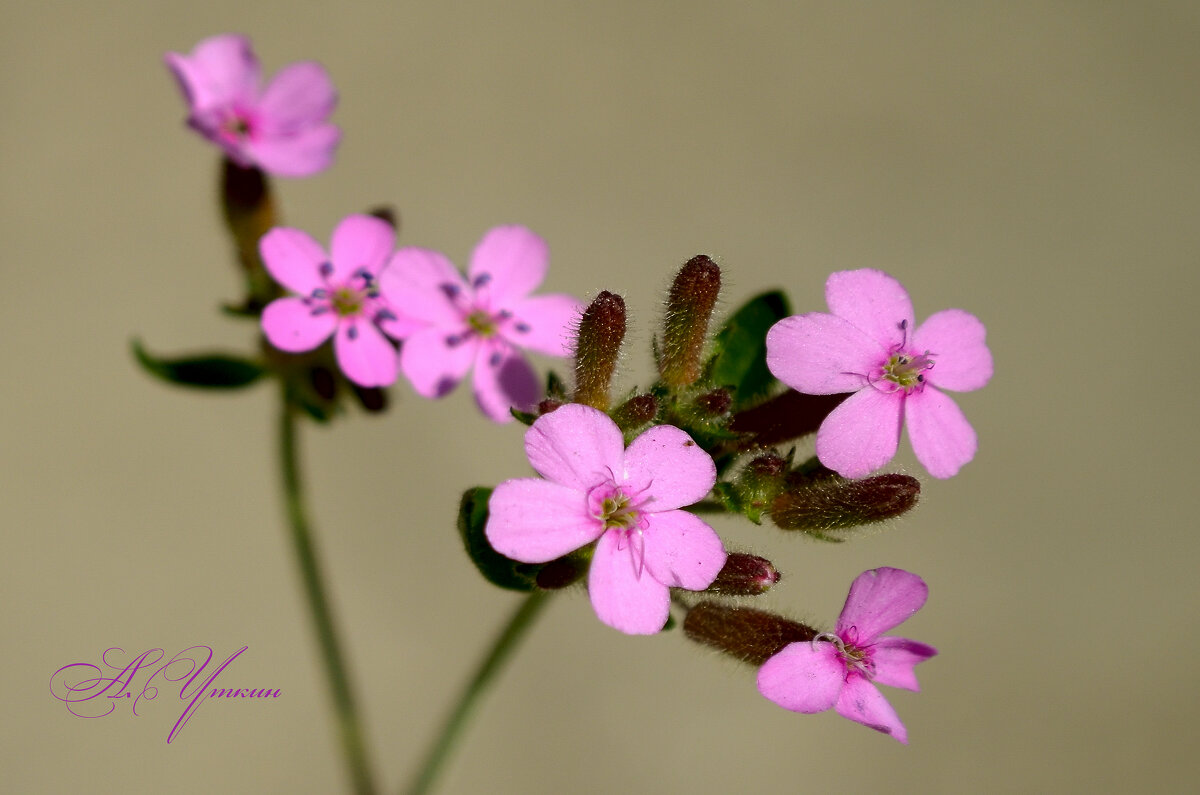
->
(695, 387), (732, 417)
(659, 255), (721, 388)
(534, 550), (591, 590)
(572, 291), (626, 410)
(220, 158), (280, 310)
(683, 602), (818, 666)
(729, 390), (845, 447)
(537, 398), (563, 416)
(351, 384), (387, 413)
(734, 452), (787, 523)
(611, 394), (658, 432)
(705, 554), (780, 596)
(770, 473), (920, 539)
(367, 205), (398, 231)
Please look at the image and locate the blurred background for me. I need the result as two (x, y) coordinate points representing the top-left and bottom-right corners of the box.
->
(4, 1), (1198, 792)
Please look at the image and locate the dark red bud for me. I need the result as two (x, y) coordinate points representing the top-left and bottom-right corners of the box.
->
(706, 553), (780, 596)
(770, 473), (921, 538)
(660, 255), (721, 388)
(611, 394), (658, 431)
(683, 602), (818, 666)
(573, 291), (626, 411)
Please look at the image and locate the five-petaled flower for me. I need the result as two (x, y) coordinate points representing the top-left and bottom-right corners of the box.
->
(757, 567), (936, 744)
(379, 226), (582, 422)
(260, 214), (399, 387)
(486, 404), (727, 634)
(165, 34), (340, 177)
(766, 268), (992, 478)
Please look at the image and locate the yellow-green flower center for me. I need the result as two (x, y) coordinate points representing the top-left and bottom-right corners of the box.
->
(467, 310), (497, 337)
(882, 351), (934, 391)
(331, 286), (365, 316)
(599, 492), (639, 530)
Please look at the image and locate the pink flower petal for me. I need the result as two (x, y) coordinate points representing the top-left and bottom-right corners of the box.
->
(837, 567), (928, 644)
(256, 61), (337, 133)
(588, 530), (670, 635)
(825, 269), (915, 349)
(334, 319), (397, 387)
(905, 386), (977, 478)
(165, 34), (259, 111)
(486, 479), (603, 562)
(766, 313), (884, 395)
(244, 123), (340, 178)
(835, 676), (908, 744)
(260, 227), (328, 295)
(912, 309), (993, 393)
(378, 248), (470, 328)
(756, 641), (845, 713)
(468, 226), (548, 308)
(330, 215), (396, 280)
(261, 296), (337, 352)
(815, 386), (903, 479)
(870, 637), (938, 692)
(502, 294), (582, 356)
(524, 404), (625, 491)
(641, 510), (725, 590)
(398, 325), (476, 398)
(472, 340), (540, 423)
(622, 425), (715, 511)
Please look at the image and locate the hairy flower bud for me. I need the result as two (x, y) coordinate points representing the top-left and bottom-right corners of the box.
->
(683, 602), (818, 665)
(659, 255), (721, 388)
(573, 291), (626, 411)
(729, 390), (846, 447)
(695, 388), (732, 416)
(705, 553), (780, 596)
(734, 452), (788, 523)
(611, 394), (658, 432)
(220, 158), (280, 311)
(770, 473), (920, 539)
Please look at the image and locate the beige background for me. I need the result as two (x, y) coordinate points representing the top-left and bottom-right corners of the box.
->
(4, 1), (1198, 793)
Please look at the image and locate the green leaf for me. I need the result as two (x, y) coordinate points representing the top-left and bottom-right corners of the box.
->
(132, 339), (267, 389)
(708, 291), (791, 409)
(457, 487), (540, 592)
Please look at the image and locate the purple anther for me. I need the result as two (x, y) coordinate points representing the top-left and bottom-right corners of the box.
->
(347, 324), (358, 340)
(319, 262), (334, 278)
(489, 351), (502, 367)
(472, 272), (492, 289)
(440, 283), (461, 300)
(514, 322), (531, 333)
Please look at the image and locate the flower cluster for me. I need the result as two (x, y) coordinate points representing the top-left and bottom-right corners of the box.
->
(150, 33), (991, 752)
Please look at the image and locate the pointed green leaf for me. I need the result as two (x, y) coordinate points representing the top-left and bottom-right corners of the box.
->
(457, 487), (540, 592)
(132, 339), (267, 389)
(708, 291), (791, 409)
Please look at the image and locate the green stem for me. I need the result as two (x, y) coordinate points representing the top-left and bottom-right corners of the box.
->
(406, 590), (551, 795)
(279, 389), (378, 795)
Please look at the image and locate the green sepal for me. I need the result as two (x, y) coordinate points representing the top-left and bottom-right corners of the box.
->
(510, 408), (538, 426)
(457, 487), (541, 592)
(708, 290), (791, 409)
(132, 339), (267, 389)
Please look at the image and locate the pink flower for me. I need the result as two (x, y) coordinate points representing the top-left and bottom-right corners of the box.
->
(757, 567), (936, 744)
(765, 269), (992, 478)
(486, 404), (727, 634)
(379, 226), (582, 422)
(165, 34), (340, 177)
(260, 215), (399, 387)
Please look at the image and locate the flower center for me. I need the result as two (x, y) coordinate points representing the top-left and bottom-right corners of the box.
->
(331, 286), (366, 316)
(467, 310), (497, 337)
(815, 631), (875, 679)
(597, 490), (640, 530)
(881, 350), (935, 392)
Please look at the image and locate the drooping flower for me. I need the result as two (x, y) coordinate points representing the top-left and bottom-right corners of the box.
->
(765, 269), (992, 478)
(165, 34), (340, 177)
(486, 404), (727, 634)
(757, 567), (936, 744)
(260, 215), (399, 387)
(379, 226), (582, 422)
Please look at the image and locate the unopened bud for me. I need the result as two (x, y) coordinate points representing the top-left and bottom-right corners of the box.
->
(706, 554), (780, 596)
(537, 398), (563, 416)
(695, 388), (732, 416)
(659, 255), (721, 388)
(734, 453), (787, 523)
(729, 390), (846, 448)
(683, 602), (818, 665)
(220, 158), (280, 309)
(310, 366), (338, 401)
(352, 384), (387, 413)
(573, 291), (626, 410)
(367, 205), (398, 231)
(535, 550), (591, 590)
(770, 473), (920, 538)
(611, 394), (658, 432)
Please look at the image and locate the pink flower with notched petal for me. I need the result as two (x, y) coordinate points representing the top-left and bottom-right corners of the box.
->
(379, 226), (582, 423)
(757, 567), (937, 744)
(165, 34), (340, 177)
(486, 404), (727, 634)
(260, 215), (399, 387)
(766, 269), (992, 479)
